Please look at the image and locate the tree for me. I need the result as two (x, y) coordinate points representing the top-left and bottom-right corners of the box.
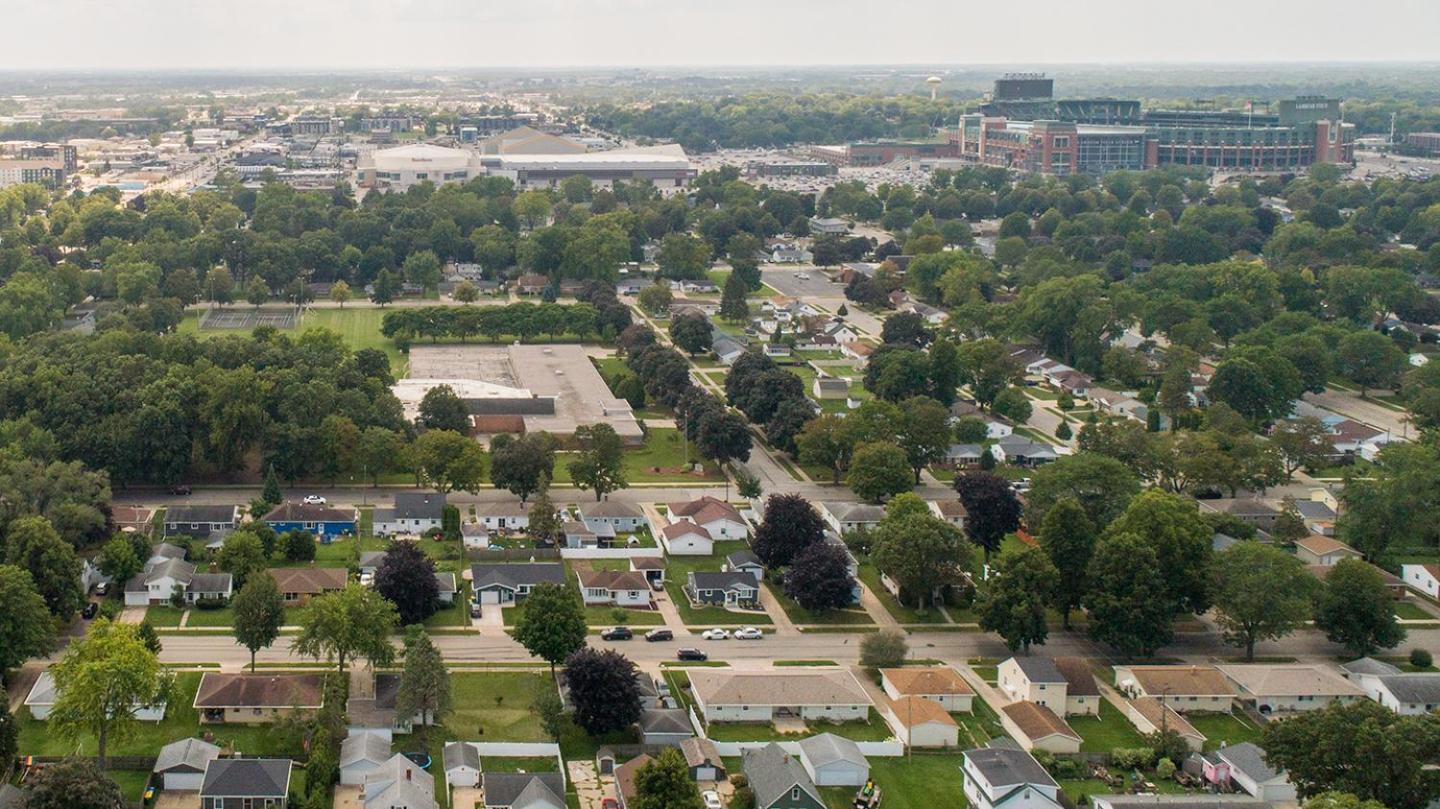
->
(1302, 793), (1389, 809)
(929, 339), (962, 406)
(1104, 490), (1213, 615)
(796, 414), (849, 483)
(453, 280), (479, 303)
(956, 339), (1019, 408)
(527, 491), (565, 548)
(977, 546), (1057, 653)
(1271, 499), (1311, 545)
(880, 312), (931, 347)
(532, 679), (566, 743)
(669, 312), (712, 356)
(97, 536), (142, 588)
(859, 630), (909, 668)
(262, 464), (284, 507)
(396, 627), (452, 745)
(232, 572), (285, 671)
(1337, 330), (1407, 396)
(1086, 533), (1174, 657)
(49, 619), (166, 770)
(137, 620), (162, 654)
(514, 582), (587, 675)
(206, 266), (234, 305)
(896, 396), (951, 483)
(846, 441), (913, 503)
(0, 564), (56, 670)
(1313, 558), (1407, 657)
(657, 233), (712, 280)
(245, 275), (269, 307)
(1272, 416), (1331, 479)
(568, 424), (627, 501)
(21, 757), (125, 809)
(720, 272), (749, 321)
(412, 429), (487, 493)
(1026, 452), (1140, 530)
(562, 647), (642, 736)
(784, 541), (857, 612)
(217, 530), (268, 588)
(0, 686), (15, 772)
(418, 384), (472, 433)
(291, 584), (399, 673)
(403, 250), (444, 291)
(954, 471), (1023, 561)
(371, 269), (399, 305)
(631, 747), (705, 809)
(1262, 700), (1440, 806)
(753, 493), (826, 567)
(4, 516), (83, 619)
(1037, 497), (1096, 629)
(375, 541), (441, 625)
(870, 510), (971, 609)
(282, 530), (317, 563)
(1211, 541), (1317, 660)
(490, 432), (557, 503)
(637, 283), (673, 315)
(329, 280), (352, 307)
(990, 387), (1033, 424)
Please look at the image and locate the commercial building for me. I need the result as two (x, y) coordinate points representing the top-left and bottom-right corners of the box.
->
(17, 143), (78, 171)
(0, 158), (66, 189)
(1404, 132), (1440, 156)
(358, 143), (485, 191)
(482, 145), (694, 193)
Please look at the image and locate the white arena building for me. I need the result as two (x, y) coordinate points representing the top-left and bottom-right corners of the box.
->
(357, 143), (485, 191)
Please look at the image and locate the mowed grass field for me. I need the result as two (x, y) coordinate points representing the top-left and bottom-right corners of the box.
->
(179, 307), (405, 371)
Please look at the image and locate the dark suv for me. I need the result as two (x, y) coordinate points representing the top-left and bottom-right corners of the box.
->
(645, 628), (674, 642)
(600, 626), (633, 641)
(676, 648), (708, 662)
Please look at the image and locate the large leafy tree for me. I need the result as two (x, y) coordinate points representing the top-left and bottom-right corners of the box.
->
(1338, 441), (1440, 562)
(895, 396), (952, 484)
(669, 312), (712, 356)
(1103, 490), (1213, 614)
(846, 441), (912, 503)
(1211, 541), (1317, 661)
(0, 564), (56, 670)
(1036, 497), (1095, 629)
(4, 515), (83, 619)
(1085, 532), (1174, 657)
(21, 757), (125, 809)
(490, 432), (558, 503)
(795, 414), (850, 483)
(291, 584), (399, 673)
(514, 582), (588, 675)
(784, 541), (857, 612)
(412, 429), (487, 493)
(976, 546), (1057, 653)
(1263, 700), (1440, 806)
(633, 748), (706, 809)
(568, 424), (627, 502)
(232, 572), (285, 671)
(1313, 558), (1406, 657)
(953, 471), (1022, 561)
(216, 530), (268, 588)
(97, 536), (143, 589)
(396, 627), (452, 745)
(417, 385), (472, 434)
(870, 509), (971, 609)
(753, 493), (826, 567)
(1026, 452), (1140, 533)
(50, 619), (167, 770)
(374, 541), (441, 625)
(563, 647), (642, 736)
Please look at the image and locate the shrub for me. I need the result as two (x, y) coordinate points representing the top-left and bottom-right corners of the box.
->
(859, 630), (908, 669)
(98, 600), (121, 620)
(1412, 648), (1433, 669)
(1156, 758), (1177, 780)
(194, 596), (230, 611)
(1110, 748), (1153, 769)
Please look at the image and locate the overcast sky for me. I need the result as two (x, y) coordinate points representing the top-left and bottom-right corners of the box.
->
(5, 0), (1439, 70)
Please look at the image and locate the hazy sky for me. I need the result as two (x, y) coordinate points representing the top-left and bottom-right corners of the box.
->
(6, 0), (1440, 69)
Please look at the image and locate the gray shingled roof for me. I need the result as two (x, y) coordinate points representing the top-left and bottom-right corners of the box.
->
(688, 571), (759, 592)
(726, 550), (762, 568)
(1340, 657), (1402, 676)
(201, 758), (292, 797)
(1010, 656), (1066, 683)
(744, 743), (821, 809)
(154, 738), (221, 774)
(393, 492), (446, 520)
(483, 773), (565, 809)
(190, 572), (232, 594)
(798, 733), (866, 769)
(444, 742), (481, 773)
(962, 747), (1056, 789)
(341, 730), (392, 769)
(1378, 673), (1440, 703)
(1217, 742), (1284, 784)
(640, 708), (692, 735)
(471, 563), (566, 590)
(166, 505), (239, 525)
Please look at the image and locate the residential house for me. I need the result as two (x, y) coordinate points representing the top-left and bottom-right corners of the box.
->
(639, 708), (694, 745)
(903, 301), (948, 325)
(679, 738), (725, 782)
(111, 505), (155, 534)
(615, 754), (653, 809)
(928, 499), (968, 529)
(564, 521), (616, 549)
(685, 571), (760, 608)
(1000, 701), (1082, 754)
(667, 496), (748, 538)
(743, 743), (826, 809)
(348, 672), (429, 734)
(880, 666), (974, 712)
(1324, 418), (1393, 461)
(713, 335), (747, 365)
(992, 437), (1059, 466)
(340, 730), (394, 785)
(483, 773), (566, 809)
(200, 758), (292, 809)
(194, 672), (325, 724)
(434, 572), (458, 605)
(263, 502), (357, 540)
(123, 557), (233, 606)
(820, 502), (885, 535)
(579, 501), (646, 534)
(659, 521), (715, 555)
(882, 696), (960, 748)
(1402, 564), (1440, 598)
(1113, 665), (1235, 713)
(941, 444), (986, 469)
(372, 492), (446, 536)
(998, 657), (1068, 713)
(470, 563), (567, 605)
(960, 747), (1063, 809)
(361, 754), (438, 809)
(1305, 560), (1406, 597)
(26, 670), (167, 722)
(443, 742), (483, 789)
(841, 341), (873, 364)
(670, 299), (720, 317)
(1125, 697), (1205, 752)
(148, 541), (187, 565)
(724, 550), (765, 582)
(1372, 673), (1440, 715)
(1293, 499), (1337, 536)
(461, 523), (491, 550)
(1339, 657), (1402, 702)
(269, 567), (348, 605)
(475, 501), (532, 531)
(771, 245), (813, 263)
(1217, 664), (1364, 714)
(1196, 499), (1279, 532)
(812, 377), (850, 400)
(1293, 535), (1363, 567)
(1052, 657), (1102, 716)
(810, 217), (848, 235)
(629, 556), (666, 587)
(163, 505), (241, 539)
(687, 669), (871, 723)
(153, 737), (221, 791)
(515, 273), (549, 295)
(1215, 743), (1296, 802)
(577, 569), (653, 607)
(797, 733), (869, 786)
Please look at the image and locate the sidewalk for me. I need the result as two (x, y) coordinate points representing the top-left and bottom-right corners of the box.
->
(857, 582), (901, 630)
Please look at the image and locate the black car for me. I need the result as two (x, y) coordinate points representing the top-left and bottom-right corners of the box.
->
(82, 602), (98, 619)
(645, 628), (674, 642)
(600, 626), (633, 641)
(169, 484), (192, 496)
(676, 647), (708, 662)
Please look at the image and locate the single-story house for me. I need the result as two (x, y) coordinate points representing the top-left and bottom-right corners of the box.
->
(1372, 673), (1440, 715)
(124, 558), (233, 606)
(1306, 560), (1406, 598)
(154, 737), (221, 791)
(941, 444), (987, 469)
(961, 747), (1063, 809)
(163, 505), (241, 539)
(470, 563), (566, 604)
(667, 496), (748, 538)
(1215, 742), (1296, 802)
(1000, 701), (1082, 754)
(194, 672), (325, 724)
(1401, 563), (1440, 598)
(348, 672), (430, 734)
(358, 551), (388, 577)
(797, 733), (869, 786)
(639, 708), (694, 746)
(373, 492), (446, 536)
(841, 341), (873, 364)
(579, 501), (646, 534)
(659, 521), (715, 555)
(577, 569), (653, 607)
(269, 567), (348, 605)
(880, 666), (974, 712)
(882, 696), (959, 748)
(1217, 664), (1364, 714)
(263, 501), (357, 539)
(443, 742), (483, 789)
(679, 737), (725, 782)
(1114, 665), (1235, 713)
(927, 499), (968, 528)
(1196, 499), (1279, 532)
(685, 570), (760, 608)
(813, 377), (850, 400)
(474, 501), (532, 531)
(361, 753), (437, 809)
(564, 520), (617, 549)
(434, 571), (458, 605)
(743, 743), (825, 809)
(148, 541), (187, 565)
(483, 773), (566, 809)
(1125, 697), (1205, 752)
(820, 502), (885, 535)
(1339, 656), (1402, 702)
(200, 757), (292, 809)
(688, 669), (871, 723)
(629, 556), (666, 586)
(991, 437), (1059, 466)
(340, 729), (393, 785)
(724, 550), (765, 581)
(111, 505), (155, 534)
(26, 671), (167, 722)
(1293, 535), (1363, 567)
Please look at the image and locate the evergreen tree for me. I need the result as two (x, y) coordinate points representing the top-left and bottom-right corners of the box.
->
(719, 271), (749, 321)
(396, 627), (452, 745)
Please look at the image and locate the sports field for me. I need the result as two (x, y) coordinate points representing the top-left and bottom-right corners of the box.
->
(180, 307), (404, 371)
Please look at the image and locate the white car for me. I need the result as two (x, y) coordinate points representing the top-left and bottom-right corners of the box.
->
(700, 628), (730, 641)
(733, 627), (764, 640)
(302, 495), (328, 505)
(796, 272), (811, 280)
(703, 791), (723, 809)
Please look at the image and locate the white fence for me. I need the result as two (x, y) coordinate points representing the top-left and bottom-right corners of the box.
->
(685, 705), (904, 758)
(560, 548), (661, 560)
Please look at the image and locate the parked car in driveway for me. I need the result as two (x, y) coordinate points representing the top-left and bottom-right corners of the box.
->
(82, 602), (98, 619)
(677, 648), (708, 662)
(94, 581), (109, 596)
(600, 626), (633, 641)
(704, 791), (723, 809)
(733, 626), (763, 640)
(645, 628), (674, 642)
(700, 628), (729, 640)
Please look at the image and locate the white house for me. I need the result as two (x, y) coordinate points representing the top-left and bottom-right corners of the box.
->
(961, 747), (1063, 809)
(26, 671), (167, 722)
(461, 523), (490, 550)
(579, 501), (646, 534)
(1339, 657), (1402, 702)
(1402, 563), (1440, 598)
(372, 492), (446, 536)
(667, 496), (748, 538)
(1000, 702), (1081, 754)
(1113, 665), (1235, 713)
(880, 667), (974, 712)
(998, 658), (1068, 713)
(576, 569), (653, 607)
(361, 753), (438, 809)
(1217, 664), (1364, 715)
(123, 557), (233, 607)
(443, 742), (482, 789)
(474, 501), (531, 531)
(1372, 673), (1440, 715)
(1293, 535), (1364, 567)
(340, 730), (393, 785)
(1215, 743), (1296, 802)
(820, 502), (885, 535)
(469, 563), (567, 605)
(153, 738), (221, 791)
(686, 669), (871, 724)
(658, 521), (715, 556)
(797, 733), (869, 786)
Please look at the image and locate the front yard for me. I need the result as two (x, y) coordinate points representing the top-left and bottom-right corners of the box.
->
(662, 542), (773, 627)
(764, 582), (875, 626)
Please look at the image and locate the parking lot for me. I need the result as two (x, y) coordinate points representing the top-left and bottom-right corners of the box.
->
(762, 267), (843, 299)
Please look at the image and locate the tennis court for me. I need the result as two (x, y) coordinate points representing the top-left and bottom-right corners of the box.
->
(198, 306), (301, 330)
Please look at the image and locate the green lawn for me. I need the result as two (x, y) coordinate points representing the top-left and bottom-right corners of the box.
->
(184, 604), (306, 628)
(144, 606), (186, 627)
(424, 583), (474, 628)
(481, 756), (560, 773)
(439, 672), (550, 742)
(822, 753), (969, 809)
(1185, 710), (1264, 751)
(1395, 601), (1434, 620)
(502, 601), (665, 627)
(764, 582), (875, 626)
(662, 542), (773, 627)
(1068, 700), (1149, 752)
(704, 708), (895, 742)
(623, 428), (724, 483)
(179, 307), (407, 373)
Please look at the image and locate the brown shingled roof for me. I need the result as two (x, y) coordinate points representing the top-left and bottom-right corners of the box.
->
(1053, 657), (1100, 696)
(1001, 701), (1080, 742)
(1119, 665), (1233, 697)
(886, 696), (957, 728)
(269, 567), (348, 595)
(193, 672), (325, 708)
(881, 667), (974, 697)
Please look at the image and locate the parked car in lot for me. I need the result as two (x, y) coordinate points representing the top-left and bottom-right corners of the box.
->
(168, 484), (192, 496)
(796, 272), (810, 280)
(600, 626), (633, 641)
(302, 495), (328, 505)
(700, 628), (730, 640)
(82, 602), (98, 619)
(704, 791), (723, 809)
(677, 648), (709, 662)
(645, 628), (674, 642)
(733, 626), (764, 640)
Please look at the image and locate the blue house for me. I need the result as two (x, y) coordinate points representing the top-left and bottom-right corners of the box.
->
(263, 502), (357, 541)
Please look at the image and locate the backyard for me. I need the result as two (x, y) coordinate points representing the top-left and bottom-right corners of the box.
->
(819, 753), (969, 809)
(1068, 700), (1149, 752)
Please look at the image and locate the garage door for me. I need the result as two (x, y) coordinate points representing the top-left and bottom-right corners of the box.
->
(164, 771), (205, 791)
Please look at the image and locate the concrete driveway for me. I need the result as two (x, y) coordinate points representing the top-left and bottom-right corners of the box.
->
(153, 792), (198, 809)
(451, 786), (484, 809)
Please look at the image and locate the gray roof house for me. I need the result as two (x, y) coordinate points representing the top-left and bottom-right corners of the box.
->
(361, 753), (438, 809)
(820, 502), (885, 535)
(579, 501), (646, 533)
(200, 758), (293, 809)
(483, 773), (566, 809)
(340, 730), (393, 785)
(685, 570), (760, 608)
(724, 550), (765, 581)
(163, 505), (241, 538)
(373, 492), (447, 535)
(640, 708), (694, 745)
(961, 747), (1062, 809)
(797, 733), (869, 787)
(1215, 742), (1295, 802)
(744, 743), (825, 809)
(470, 563), (567, 604)
(153, 737), (221, 791)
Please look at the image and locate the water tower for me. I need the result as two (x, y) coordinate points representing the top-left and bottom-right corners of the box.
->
(926, 76), (942, 101)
